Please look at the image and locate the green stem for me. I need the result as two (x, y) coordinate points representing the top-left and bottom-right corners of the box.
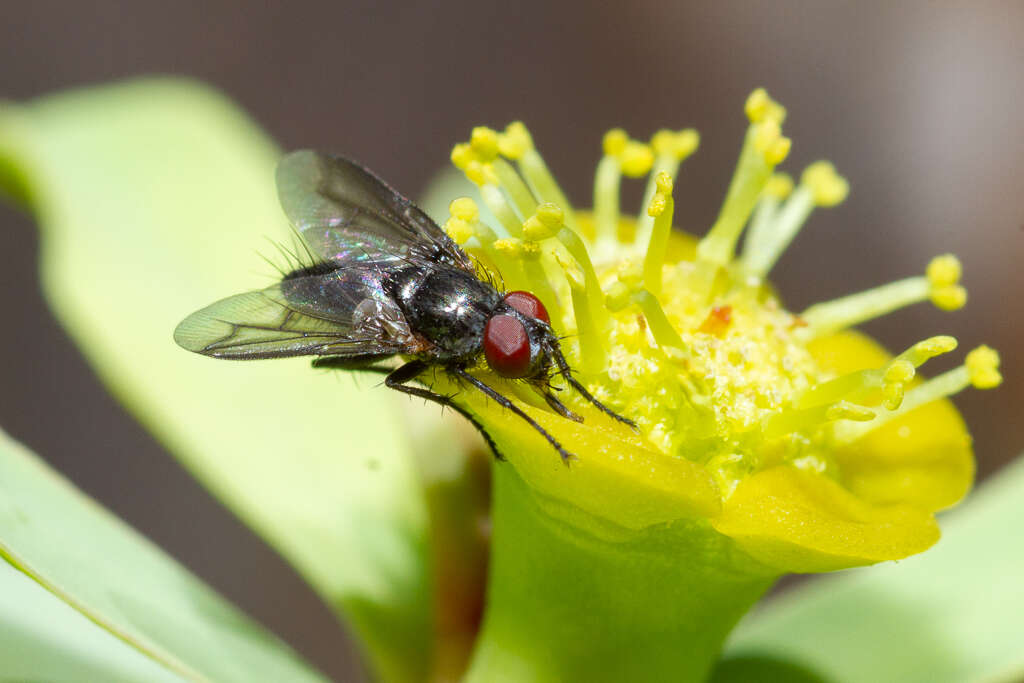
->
(465, 465), (777, 683)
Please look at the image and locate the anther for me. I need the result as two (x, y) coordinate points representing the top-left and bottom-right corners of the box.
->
(620, 141), (654, 178)
(470, 126), (500, 162)
(635, 129), (699, 251)
(449, 197), (479, 222)
(443, 217), (474, 245)
(450, 143), (475, 170)
(926, 254), (967, 310)
(966, 345), (1002, 389)
(642, 172), (674, 296)
(745, 88), (787, 125)
(497, 121), (533, 160)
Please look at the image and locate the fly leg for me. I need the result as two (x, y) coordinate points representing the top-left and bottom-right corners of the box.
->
(383, 360), (504, 460)
(546, 343), (638, 430)
(540, 387), (583, 423)
(449, 366), (576, 466)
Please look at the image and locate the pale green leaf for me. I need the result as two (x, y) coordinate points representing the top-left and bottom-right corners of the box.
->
(0, 428), (324, 682)
(728, 456), (1024, 683)
(0, 78), (431, 681)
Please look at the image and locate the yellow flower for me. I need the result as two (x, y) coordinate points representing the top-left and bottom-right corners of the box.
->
(439, 88), (999, 573)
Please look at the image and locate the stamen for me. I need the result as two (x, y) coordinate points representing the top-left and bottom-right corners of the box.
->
(471, 164), (523, 236)
(452, 142), (524, 236)
(493, 158), (539, 218)
(605, 278), (686, 352)
(594, 129), (627, 243)
(561, 258), (606, 373)
(518, 241), (564, 326)
(493, 238), (562, 323)
(835, 345), (1001, 444)
(697, 89), (791, 268)
(642, 172), (674, 296)
(798, 255), (967, 339)
(498, 122), (578, 232)
(742, 162), (848, 278)
(762, 400), (874, 440)
(474, 125), (540, 217)
(741, 173), (793, 271)
(635, 129), (699, 247)
(490, 237), (529, 290)
(524, 203), (608, 332)
(795, 336), (957, 411)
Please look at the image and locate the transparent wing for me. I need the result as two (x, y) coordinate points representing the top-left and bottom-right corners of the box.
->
(174, 267), (414, 360)
(276, 150), (474, 271)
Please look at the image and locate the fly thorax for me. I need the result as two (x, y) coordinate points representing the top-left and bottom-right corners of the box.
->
(402, 268), (501, 360)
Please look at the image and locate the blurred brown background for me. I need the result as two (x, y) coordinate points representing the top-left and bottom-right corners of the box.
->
(2, 2), (1022, 681)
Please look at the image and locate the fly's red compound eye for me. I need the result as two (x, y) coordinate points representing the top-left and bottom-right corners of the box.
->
(483, 314), (533, 378)
(502, 291), (549, 324)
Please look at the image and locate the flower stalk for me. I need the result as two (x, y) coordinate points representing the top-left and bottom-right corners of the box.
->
(464, 465), (777, 683)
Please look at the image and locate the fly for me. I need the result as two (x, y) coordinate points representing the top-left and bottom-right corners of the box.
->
(174, 150), (635, 463)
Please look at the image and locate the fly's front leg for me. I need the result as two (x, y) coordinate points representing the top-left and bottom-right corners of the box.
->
(539, 387), (583, 423)
(546, 343), (638, 430)
(449, 366), (576, 466)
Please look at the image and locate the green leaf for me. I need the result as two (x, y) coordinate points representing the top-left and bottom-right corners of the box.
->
(0, 560), (183, 683)
(709, 654), (828, 683)
(727, 455), (1024, 683)
(0, 78), (431, 681)
(0, 428), (324, 682)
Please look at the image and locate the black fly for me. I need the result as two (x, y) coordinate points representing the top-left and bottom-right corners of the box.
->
(174, 151), (635, 463)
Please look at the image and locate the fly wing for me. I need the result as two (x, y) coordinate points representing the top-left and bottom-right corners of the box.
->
(174, 266), (415, 360)
(276, 150), (475, 271)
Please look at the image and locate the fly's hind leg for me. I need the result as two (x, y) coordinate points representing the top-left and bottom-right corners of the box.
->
(384, 360), (505, 461)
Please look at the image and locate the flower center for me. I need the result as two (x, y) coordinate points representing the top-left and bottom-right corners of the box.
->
(444, 88), (1001, 499)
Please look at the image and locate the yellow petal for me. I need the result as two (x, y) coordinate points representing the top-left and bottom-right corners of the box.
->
(439, 374), (721, 533)
(711, 466), (939, 572)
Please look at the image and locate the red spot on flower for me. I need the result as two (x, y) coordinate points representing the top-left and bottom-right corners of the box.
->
(698, 305), (733, 337)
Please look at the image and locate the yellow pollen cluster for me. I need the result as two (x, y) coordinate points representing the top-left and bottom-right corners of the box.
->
(447, 88), (1000, 499)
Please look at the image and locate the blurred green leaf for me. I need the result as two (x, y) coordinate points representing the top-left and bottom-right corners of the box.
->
(0, 428), (324, 682)
(0, 78), (431, 681)
(709, 654), (828, 683)
(728, 455), (1024, 683)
